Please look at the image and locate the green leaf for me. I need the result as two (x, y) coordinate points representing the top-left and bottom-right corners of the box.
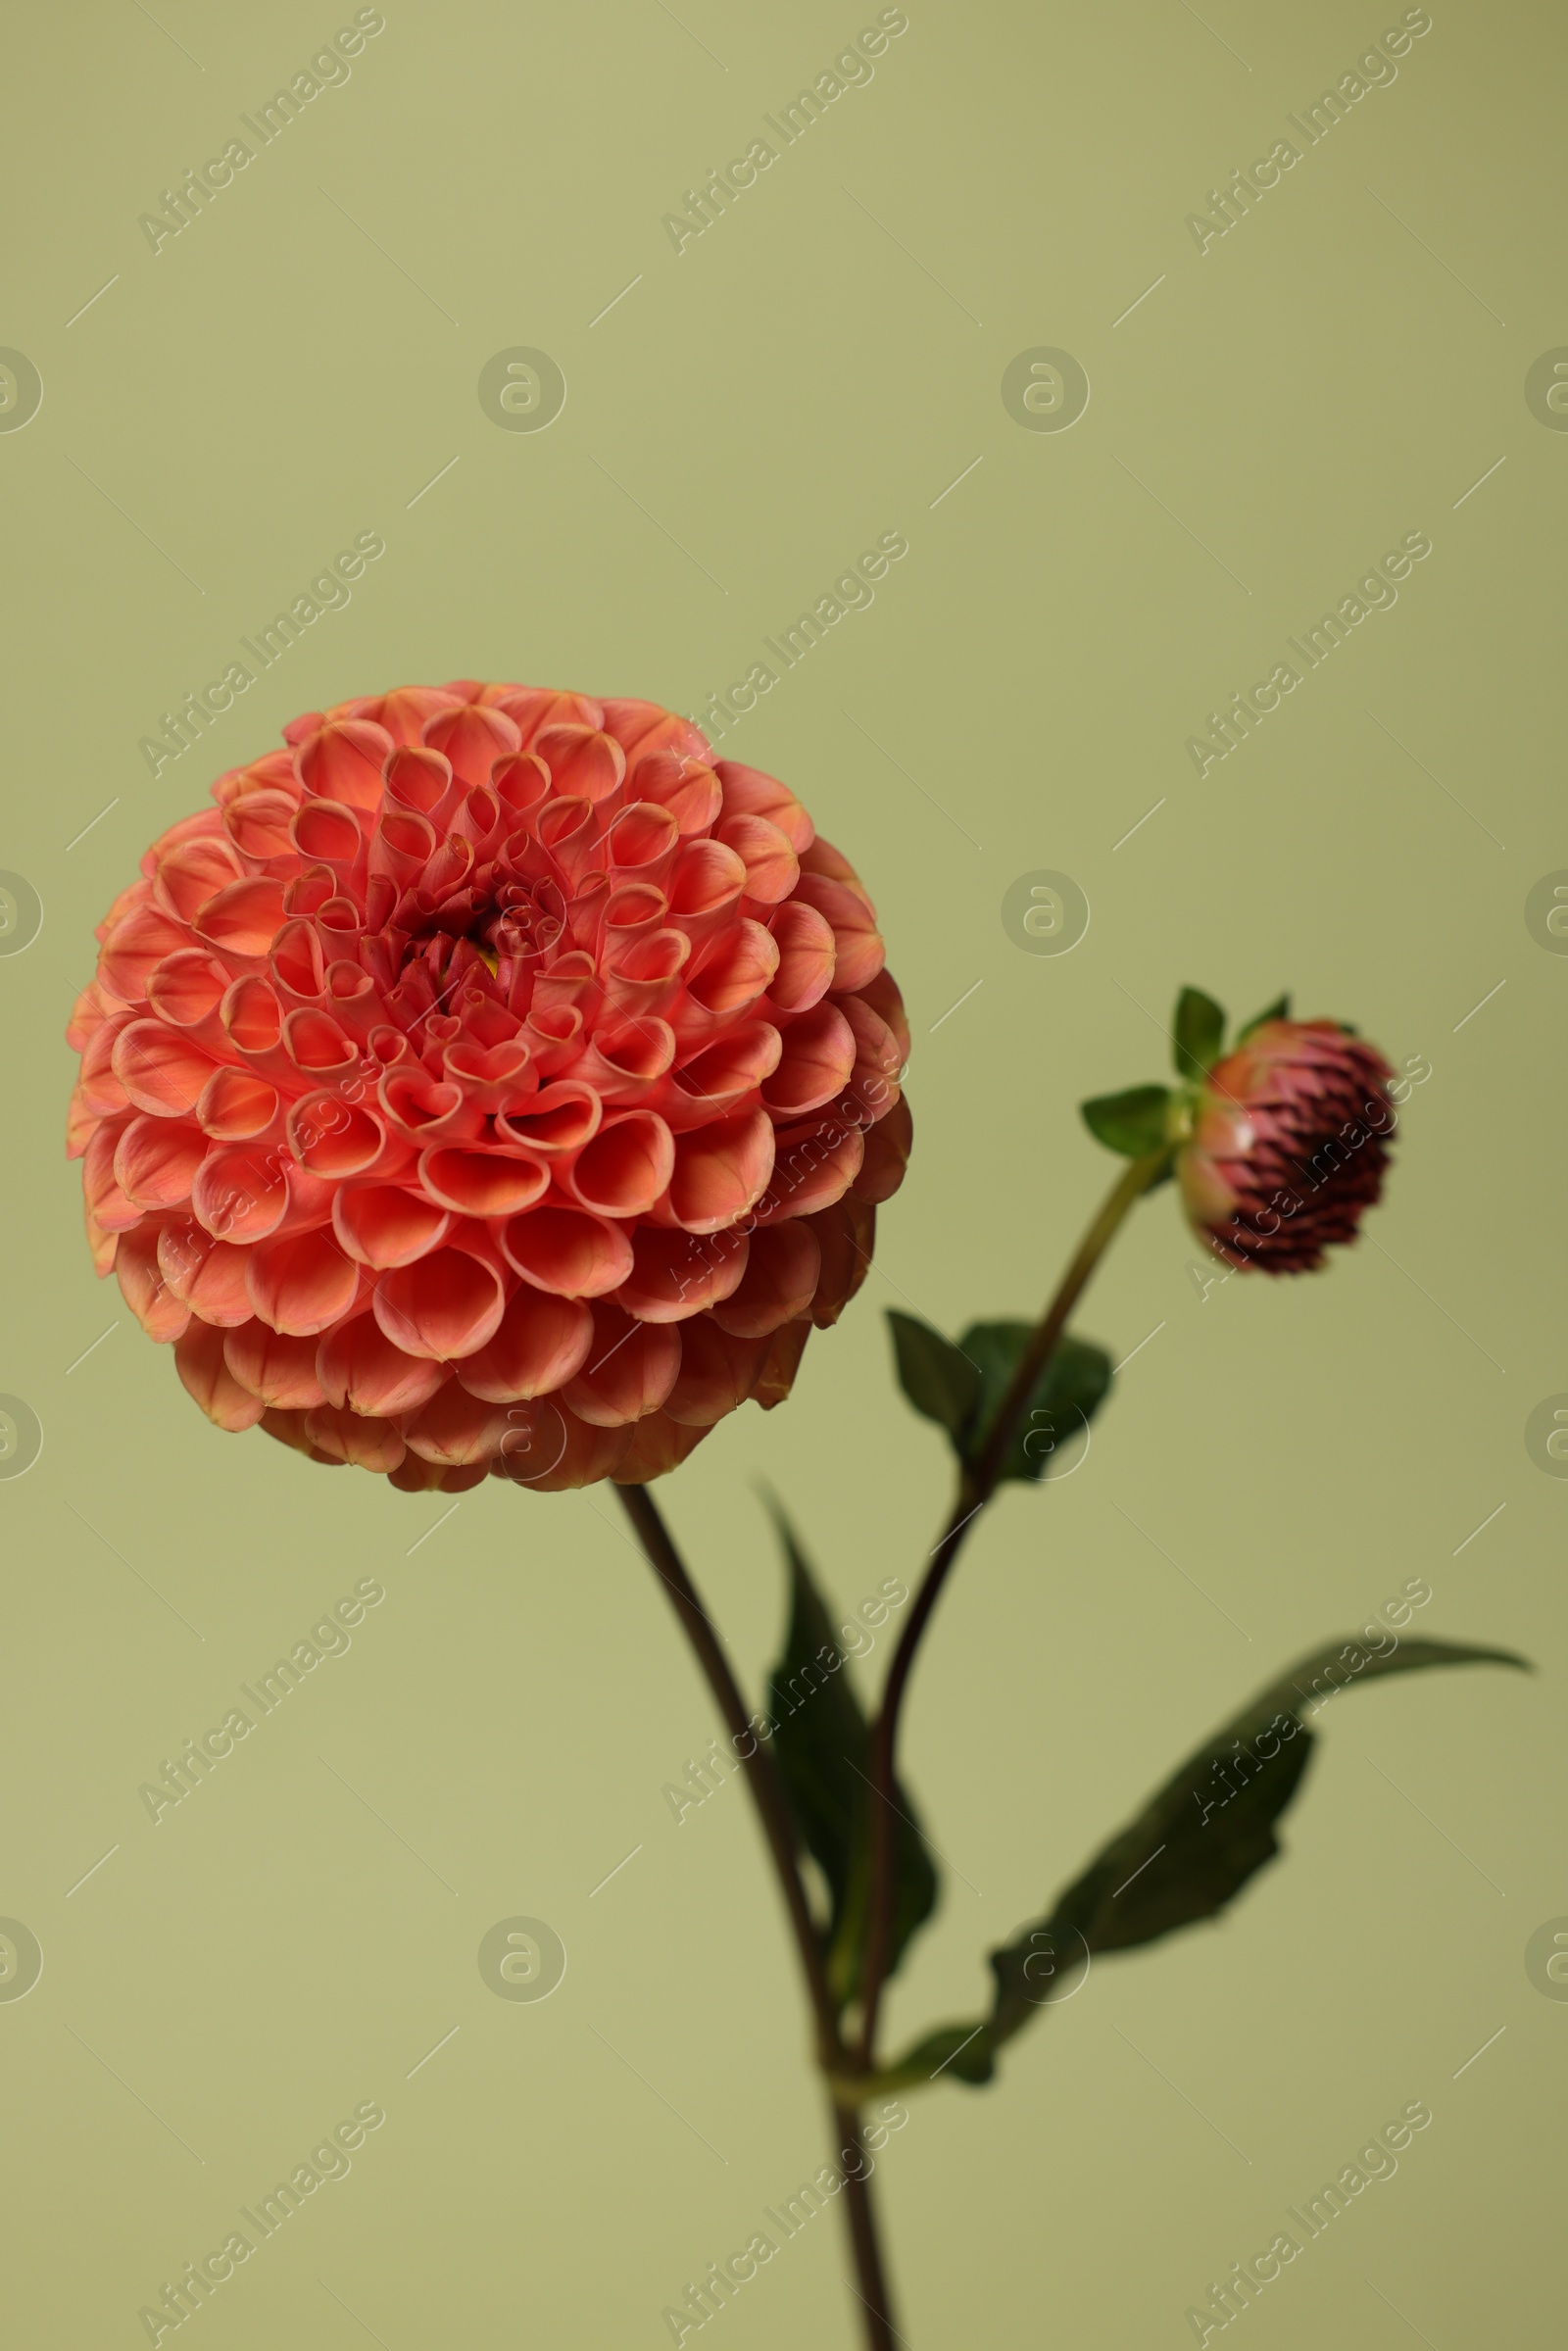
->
(1236, 993), (1291, 1044)
(956, 1322), (1114, 1486)
(1172, 986), (1227, 1081)
(887, 1314), (1114, 1484)
(1080, 1084), (1172, 1159)
(762, 1504), (939, 2010)
(873, 2020), (996, 2092)
(886, 1311), (980, 1437)
(988, 1635), (1526, 2053)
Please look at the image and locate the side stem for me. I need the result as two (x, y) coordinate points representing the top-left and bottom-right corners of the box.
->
(856, 1150), (1169, 2068)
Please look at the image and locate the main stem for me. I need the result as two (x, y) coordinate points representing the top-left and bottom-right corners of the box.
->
(616, 1483), (839, 2057)
(856, 1150), (1168, 2070)
(616, 1484), (900, 2350)
(831, 2100), (899, 2351)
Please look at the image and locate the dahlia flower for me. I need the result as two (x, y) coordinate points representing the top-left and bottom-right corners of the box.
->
(66, 682), (910, 1493)
(1177, 1018), (1394, 1273)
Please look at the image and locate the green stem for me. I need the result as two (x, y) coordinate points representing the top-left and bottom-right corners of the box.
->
(856, 1150), (1169, 2070)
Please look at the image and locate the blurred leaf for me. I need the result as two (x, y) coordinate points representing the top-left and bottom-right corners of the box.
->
(1081, 1085), (1172, 1159)
(874, 2020), (996, 2093)
(988, 1635), (1527, 2052)
(1172, 986), (1227, 1081)
(888, 1315), (1114, 1485)
(1236, 993), (1291, 1043)
(765, 1508), (865, 1917)
(957, 1321), (1114, 1486)
(886, 1311), (980, 1438)
(763, 1504), (939, 2010)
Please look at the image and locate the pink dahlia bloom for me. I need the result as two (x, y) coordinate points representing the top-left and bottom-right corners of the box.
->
(66, 682), (910, 1494)
(1177, 1019), (1394, 1273)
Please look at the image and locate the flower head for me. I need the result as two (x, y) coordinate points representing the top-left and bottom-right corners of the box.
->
(67, 682), (910, 1493)
(1177, 1018), (1394, 1273)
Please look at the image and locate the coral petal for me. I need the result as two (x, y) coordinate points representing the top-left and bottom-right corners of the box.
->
(494, 1402), (629, 1493)
(259, 1405), (343, 1465)
(716, 812), (799, 904)
(562, 1303), (681, 1426)
(565, 1110), (674, 1217)
(714, 761), (815, 852)
(332, 1184), (452, 1269)
(667, 1108), (775, 1232)
(533, 724), (625, 803)
(115, 1116), (207, 1210)
(304, 1402), (407, 1472)
(113, 1021), (220, 1117)
(807, 1197), (876, 1326)
(457, 1286), (594, 1402)
(662, 1319), (771, 1427)
(794, 870), (885, 992)
(174, 1319), (267, 1430)
(612, 1410), (710, 1484)
(288, 1095), (389, 1178)
(372, 1246), (506, 1360)
(198, 1066), (280, 1142)
(99, 907), (187, 1004)
(612, 1224), (749, 1323)
(401, 1380), (514, 1466)
(756, 1119), (865, 1222)
(710, 1217), (821, 1337)
(760, 1003), (857, 1117)
(766, 901), (837, 1012)
(493, 1082), (601, 1158)
(387, 1451), (486, 1492)
(296, 719), (395, 808)
(192, 876), (288, 957)
(502, 1205), (634, 1298)
(753, 1316), (811, 1408)
(116, 1223), (191, 1342)
(316, 1312), (449, 1415)
(246, 1229), (361, 1336)
(421, 703), (521, 785)
(191, 1145), (290, 1243)
(83, 1121), (142, 1232)
(223, 1320), (328, 1408)
(851, 1094), (912, 1203)
(417, 1144), (549, 1217)
(158, 1224), (255, 1326)
(85, 1209), (120, 1277)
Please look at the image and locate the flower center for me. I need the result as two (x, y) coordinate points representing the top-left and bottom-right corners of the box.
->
(396, 870), (568, 974)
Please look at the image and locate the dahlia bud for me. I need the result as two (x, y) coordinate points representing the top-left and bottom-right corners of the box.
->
(1177, 1011), (1396, 1273)
(65, 681), (910, 1494)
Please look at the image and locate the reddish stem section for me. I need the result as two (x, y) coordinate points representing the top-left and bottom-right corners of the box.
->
(615, 1485), (901, 2351)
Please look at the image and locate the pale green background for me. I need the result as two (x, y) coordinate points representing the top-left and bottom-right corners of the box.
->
(2, 0), (1563, 2342)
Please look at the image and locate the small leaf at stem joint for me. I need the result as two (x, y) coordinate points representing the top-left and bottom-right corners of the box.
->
(1080, 1084), (1173, 1161)
(1172, 986), (1227, 1081)
(886, 1311), (981, 1437)
(956, 1321), (1114, 1486)
(1236, 993), (1292, 1043)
